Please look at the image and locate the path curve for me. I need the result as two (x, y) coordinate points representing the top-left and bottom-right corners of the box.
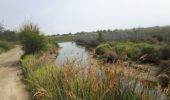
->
(0, 45), (31, 100)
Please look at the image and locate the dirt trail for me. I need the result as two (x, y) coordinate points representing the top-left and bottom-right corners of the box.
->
(0, 46), (31, 100)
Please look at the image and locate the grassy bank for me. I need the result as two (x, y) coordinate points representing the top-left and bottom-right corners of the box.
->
(22, 53), (161, 100)
(0, 40), (14, 54)
(21, 43), (170, 100)
(95, 42), (170, 63)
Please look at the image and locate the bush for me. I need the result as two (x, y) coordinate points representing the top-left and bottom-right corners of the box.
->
(141, 45), (155, 54)
(0, 40), (12, 50)
(161, 45), (170, 60)
(95, 43), (112, 55)
(0, 40), (13, 53)
(103, 50), (118, 63)
(19, 23), (48, 55)
(95, 42), (161, 63)
(140, 45), (160, 63)
(127, 48), (141, 60)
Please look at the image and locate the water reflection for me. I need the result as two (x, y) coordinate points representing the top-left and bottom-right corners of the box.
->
(55, 42), (88, 66)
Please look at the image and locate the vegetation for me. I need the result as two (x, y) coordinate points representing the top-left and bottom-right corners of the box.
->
(21, 52), (167, 100)
(0, 30), (18, 42)
(50, 34), (74, 42)
(95, 42), (169, 63)
(74, 26), (170, 46)
(19, 26), (169, 99)
(0, 40), (14, 53)
(160, 44), (170, 60)
(97, 31), (104, 43)
(74, 32), (100, 46)
(0, 23), (19, 42)
(19, 23), (48, 55)
(18, 24), (170, 100)
(0, 24), (17, 53)
(0, 22), (168, 99)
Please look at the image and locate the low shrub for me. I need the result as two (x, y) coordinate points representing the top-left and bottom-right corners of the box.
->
(161, 45), (170, 60)
(140, 44), (160, 63)
(0, 40), (13, 53)
(127, 47), (141, 60)
(95, 43), (112, 55)
(19, 23), (48, 55)
(95, 42), (161, 63)
(141, 45), (155, 54)
(103, 50), (118, 63)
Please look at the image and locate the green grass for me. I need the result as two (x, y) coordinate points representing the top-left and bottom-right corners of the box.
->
(0, 40), (13, 53)
(52, 35), (74, 42)
(95, 42), (162, 63)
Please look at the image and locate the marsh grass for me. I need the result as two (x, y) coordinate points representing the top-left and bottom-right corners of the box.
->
(20, 52), (169, 100)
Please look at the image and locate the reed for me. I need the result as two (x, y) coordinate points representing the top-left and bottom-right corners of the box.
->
(21, 54), (168, 100)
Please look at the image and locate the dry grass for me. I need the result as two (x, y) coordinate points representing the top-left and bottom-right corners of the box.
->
(21, 53), (168, 100)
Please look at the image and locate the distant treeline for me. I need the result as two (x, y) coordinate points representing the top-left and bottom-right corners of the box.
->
(74, 26), (170, 46)
(0, 24), (18, 42)
(0, 24), (18, 53)
(49, 33), (74, 42)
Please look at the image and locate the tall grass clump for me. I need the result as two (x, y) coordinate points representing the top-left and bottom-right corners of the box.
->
(21, 53), (160, 100)
(19, 23), (48, 55)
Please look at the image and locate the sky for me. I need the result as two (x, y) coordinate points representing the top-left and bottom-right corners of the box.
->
(0, 0), (170, 35)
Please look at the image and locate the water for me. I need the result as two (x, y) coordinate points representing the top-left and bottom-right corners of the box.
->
(55, 42), (168, 100)
(55, 42), (89, 66)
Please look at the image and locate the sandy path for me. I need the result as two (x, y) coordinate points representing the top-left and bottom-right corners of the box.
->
(0, 46), (31, 100)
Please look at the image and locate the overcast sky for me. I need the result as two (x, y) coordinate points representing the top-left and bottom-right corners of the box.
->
(0, 0), (170, 35)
